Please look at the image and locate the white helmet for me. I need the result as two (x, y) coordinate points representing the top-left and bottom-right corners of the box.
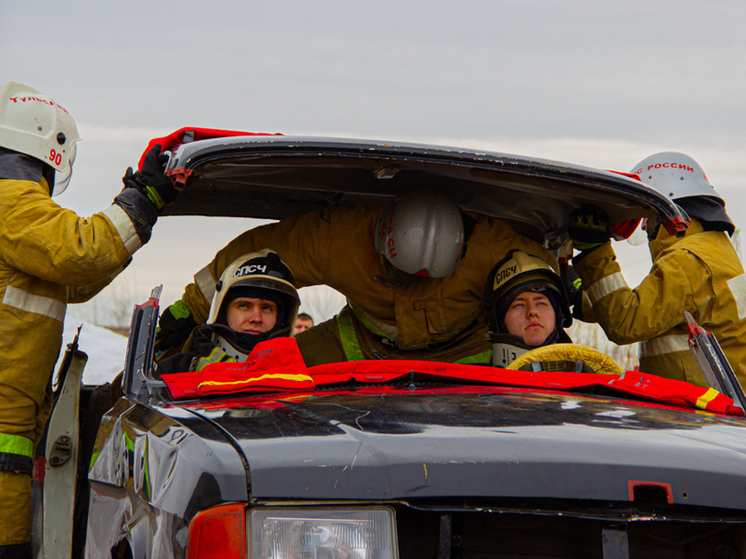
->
(631, 152), (734, 236)
(375, 190), (464, 278)
(0, 81), (80, 195)
(631, 152), (720, 201)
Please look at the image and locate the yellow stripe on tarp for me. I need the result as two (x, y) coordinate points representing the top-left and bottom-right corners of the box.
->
(198, 373), (314, 390)
(695, 387), (721, 410)
(0, 433), (34, 458)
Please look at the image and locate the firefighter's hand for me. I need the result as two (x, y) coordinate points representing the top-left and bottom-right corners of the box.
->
(563, 266), (582, 302)
(156, 300), (196, 350)
(568, 206), (610, 252)
(123, 144), (178, 212)
(563, 266), (586, 320)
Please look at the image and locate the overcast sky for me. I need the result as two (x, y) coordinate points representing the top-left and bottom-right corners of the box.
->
(4, 1), (746, 322)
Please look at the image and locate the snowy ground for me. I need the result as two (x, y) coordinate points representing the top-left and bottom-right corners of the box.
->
(58, 314), (129, 385)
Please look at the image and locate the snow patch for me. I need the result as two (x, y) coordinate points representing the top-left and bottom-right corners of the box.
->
(58, 315), (129, 385)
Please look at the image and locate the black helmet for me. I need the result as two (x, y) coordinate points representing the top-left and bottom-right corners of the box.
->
(484, 250), (571, 337)
(205, 249), (299, 355)
(484, 251), (572, 367)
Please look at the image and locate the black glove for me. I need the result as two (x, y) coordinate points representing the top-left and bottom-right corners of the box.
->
(113, 188), (158, 244)
(156, 300), (196, 350)
(568, 206), (611, 252)
(563, 266), (585, 320)
(123, 144), (178, 212)
(563, 266), (582, 302)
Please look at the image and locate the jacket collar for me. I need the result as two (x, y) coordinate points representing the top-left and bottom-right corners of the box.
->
(649, 218), (704, 260)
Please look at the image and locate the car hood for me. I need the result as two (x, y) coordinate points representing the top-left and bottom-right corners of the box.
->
(182, 387), (746, 510)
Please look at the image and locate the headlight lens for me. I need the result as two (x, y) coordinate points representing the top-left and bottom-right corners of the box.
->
(250, 507), (398, 559)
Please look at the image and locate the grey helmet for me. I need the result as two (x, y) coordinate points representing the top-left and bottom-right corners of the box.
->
(375, 190), (465, 278)
(631, 152), (734, 236)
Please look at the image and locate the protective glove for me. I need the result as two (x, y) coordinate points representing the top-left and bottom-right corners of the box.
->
(568, 206), (611, 252)
(123, 144), (178, 212)
(563, 266), (585, 320)
(156, 299), (196, 350)
(563, 266), (582, 302)
(113, 187), (158, 244)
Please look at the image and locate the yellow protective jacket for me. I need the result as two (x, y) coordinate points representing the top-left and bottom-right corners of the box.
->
(574, 219), (746, 386)
(294, 305), (494, 366)
(0, 176), (142, 471)
(183, 198), (554, 355)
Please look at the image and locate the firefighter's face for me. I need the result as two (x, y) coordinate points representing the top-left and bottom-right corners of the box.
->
(294, 317), (314, 334)
(503, 291), (556, 347)
(226, 297), (278, 334)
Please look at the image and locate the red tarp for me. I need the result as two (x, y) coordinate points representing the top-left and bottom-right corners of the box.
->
(159, 339), (744, 416)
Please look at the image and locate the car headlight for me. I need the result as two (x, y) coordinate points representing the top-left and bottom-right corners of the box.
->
(250, 507), (398, 559)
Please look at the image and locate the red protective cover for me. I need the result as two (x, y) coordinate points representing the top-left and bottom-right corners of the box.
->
(161, 337), (311, 399)
(306, 360), (742, 415)
(138, 127), (282, 170)
(605, 170), (642, 240)
(160, 348), (743, 415)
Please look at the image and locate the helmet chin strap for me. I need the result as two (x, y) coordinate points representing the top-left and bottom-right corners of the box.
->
(489, 329), (562, 367)
(212, 332), (251, 362)
(492, 339), (532, 367)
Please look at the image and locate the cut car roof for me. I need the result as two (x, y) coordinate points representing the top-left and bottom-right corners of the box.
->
(163, 135), (687, 247)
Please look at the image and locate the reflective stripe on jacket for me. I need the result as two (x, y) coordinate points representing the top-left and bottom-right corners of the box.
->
(193, 345), (235, 372)
(0, 433), (35, 474)
(574, 219), (746, 386)
(184, 198), (554, 353)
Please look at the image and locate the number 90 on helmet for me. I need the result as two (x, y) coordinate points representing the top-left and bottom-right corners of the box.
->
(374, 190), (465, 278)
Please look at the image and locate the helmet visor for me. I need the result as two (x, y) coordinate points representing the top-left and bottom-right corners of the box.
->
(627, 223), (649, 246)
(52, 141), (76, 196)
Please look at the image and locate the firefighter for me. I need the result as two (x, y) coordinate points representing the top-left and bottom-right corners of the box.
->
(156, 250), (299, 374)
(568, 152), (746, 386)
(294, 313), (314, 335)
(157, 189), (557, 365)
(0, 81), (179, 558)
(484, 250), (572, 367)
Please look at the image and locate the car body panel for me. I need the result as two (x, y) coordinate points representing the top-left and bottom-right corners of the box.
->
(175, 387), (746, 509)
(162, 136), (689, 247)
(88, 399), (248, 519)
